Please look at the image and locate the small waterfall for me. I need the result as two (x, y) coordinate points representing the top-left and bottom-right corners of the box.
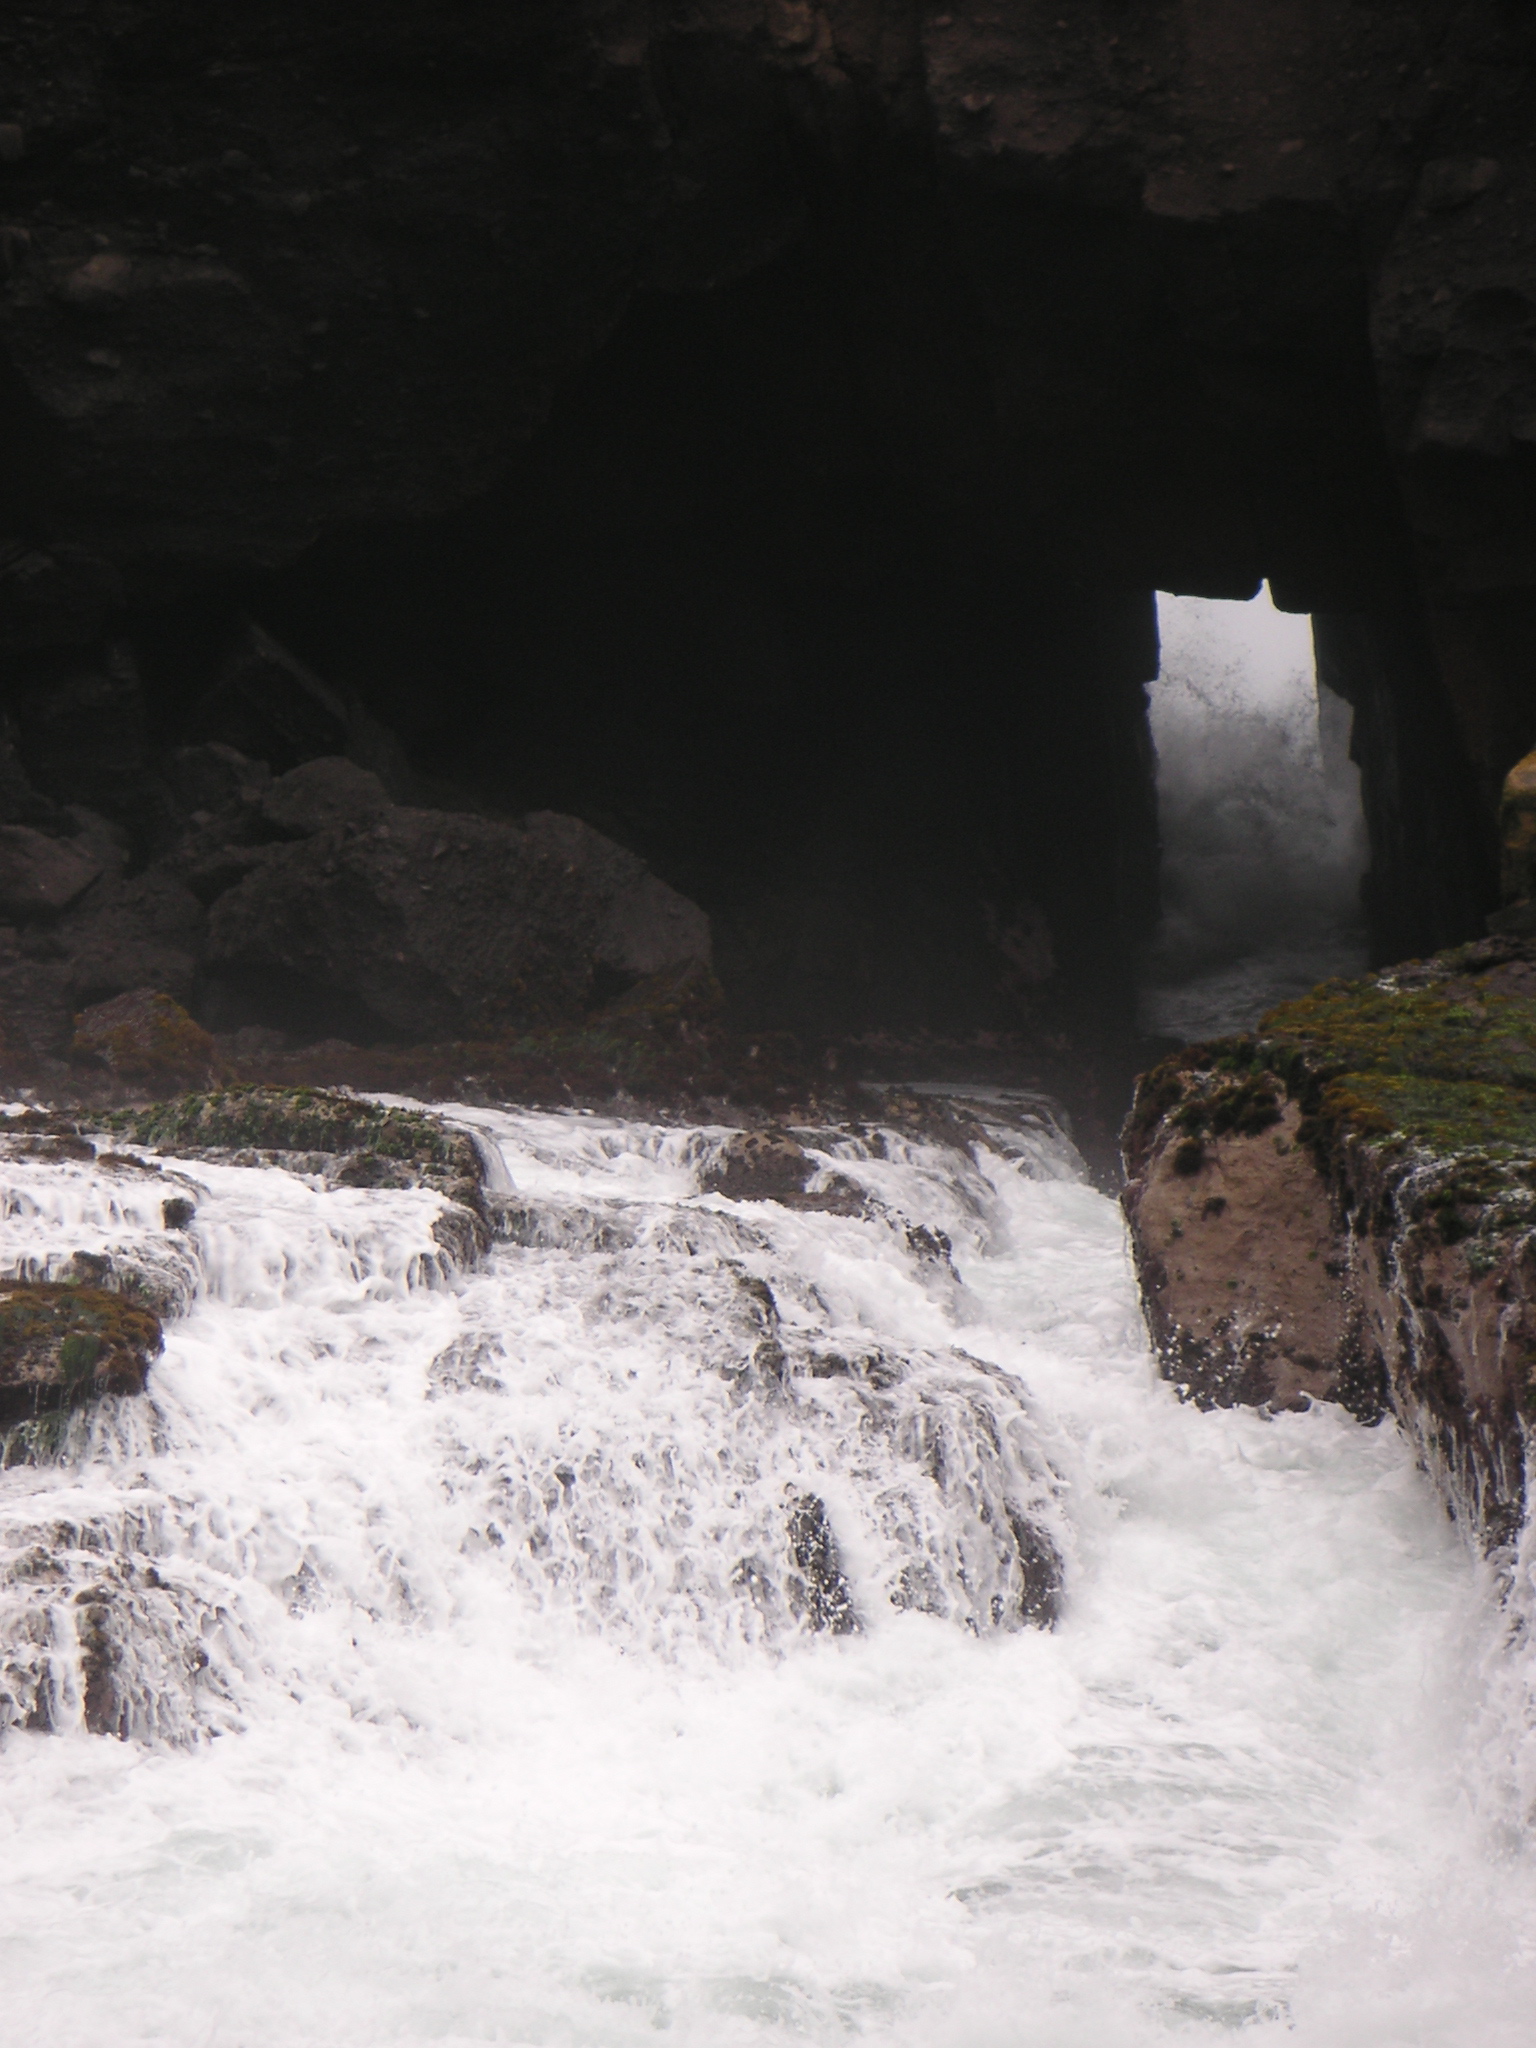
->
(1, 1093), (1534, 2044)
(0, 1099), (1074, 1738)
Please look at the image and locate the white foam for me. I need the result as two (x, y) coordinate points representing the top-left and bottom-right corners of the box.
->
(0, 1098), (1532, 2044)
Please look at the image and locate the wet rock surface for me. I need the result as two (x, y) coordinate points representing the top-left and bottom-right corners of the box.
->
(1123, 936), (1536, 1559)
(101, 1085), (485, 1195)
(700, 1130), (817, 1204)
(0, 1279), (162, 1427)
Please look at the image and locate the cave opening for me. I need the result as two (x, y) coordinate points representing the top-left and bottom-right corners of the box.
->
(0, 144), (1504, 1146)
(214, 189), (1441, 1084)
(1139, 586), (1370, 1046)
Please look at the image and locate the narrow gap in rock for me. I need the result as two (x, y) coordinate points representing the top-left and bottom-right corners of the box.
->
(1139, 585), (1369, 1045)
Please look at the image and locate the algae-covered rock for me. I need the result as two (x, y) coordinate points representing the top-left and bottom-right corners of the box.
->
(102, 1084), (478, 1181)
(1123, 936), (1536, 1560)
(99, 1085), (490, 1260)
(0, 1280), (162, 1425)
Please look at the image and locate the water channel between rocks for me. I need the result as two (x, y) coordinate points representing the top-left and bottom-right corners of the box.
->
(1, 1093), (1535, 2046)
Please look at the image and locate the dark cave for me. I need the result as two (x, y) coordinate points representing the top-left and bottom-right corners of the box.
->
(215, 193), (1488, 1042)
(0, 0), (1530, 1131)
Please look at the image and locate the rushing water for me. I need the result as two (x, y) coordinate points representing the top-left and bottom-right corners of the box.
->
(2, 1093), (1535, 2046)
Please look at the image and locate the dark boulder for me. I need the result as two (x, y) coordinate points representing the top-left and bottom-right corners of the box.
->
(190, 622), (414, 796)
(0, 857), (205, 1062)
(192, 620), (351, 774)
(521, 812), (712, 984)
(70, 988), (215, 1086)
(7, 644), (153, 828)
(0, 824), (101, 919)
(0, 719), (72, 833)
(57, 870), (206, 1008)
(164, 743), (270, 819)
(205, 805), (710, 1040)
(259, 757), (391, 839)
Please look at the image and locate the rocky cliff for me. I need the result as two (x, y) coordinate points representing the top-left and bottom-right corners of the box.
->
(0, 3), (1532, 1046)
(1123, 935), (1536, 1564)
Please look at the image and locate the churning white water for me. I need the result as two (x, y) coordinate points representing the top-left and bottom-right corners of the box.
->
(2, 1093), (1536, 2046)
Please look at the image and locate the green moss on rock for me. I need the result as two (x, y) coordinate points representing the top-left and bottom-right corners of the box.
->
(0, 1280), (162, 1428)
(100, 1085), (483, 1190)
(1263, 957), (1536, 1158)
(1122, 935), (1536, 1555)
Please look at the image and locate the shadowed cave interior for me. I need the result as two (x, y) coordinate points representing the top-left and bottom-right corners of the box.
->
(1, 149), (1512, 1141)
(209, 218), (1480, 1040)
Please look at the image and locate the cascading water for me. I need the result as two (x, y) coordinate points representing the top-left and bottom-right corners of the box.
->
(2, 1091), (1535, 2046)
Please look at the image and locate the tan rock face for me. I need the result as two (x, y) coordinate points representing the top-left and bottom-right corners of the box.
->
(1498, 746), (1536, 910)
(1123, 938), (1536, 1561)
(70, 988), (215, 1086)
(1125, 1099), (1356, 1411)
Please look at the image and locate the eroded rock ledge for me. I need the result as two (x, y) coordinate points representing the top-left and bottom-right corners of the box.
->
(1123, 937), (1536, 1562)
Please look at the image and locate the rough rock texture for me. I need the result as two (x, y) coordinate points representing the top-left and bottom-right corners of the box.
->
(785, 1492), (859, 1636)
(699, 1127), (816, 1203)
(103, 1084), (483, 1190)
(70, 986), (214, 1084)
(1123, 936), (1536, 1561)
(0, 1279), (162, 1425)
(204, 799), (711, 1040)
(0, 683), (711, 1064)
(1121, 1090), (1366, 1415)
(103, 1084), (492, 1260)
(0, 822), (100, 919)
(258, 756), (391, 839)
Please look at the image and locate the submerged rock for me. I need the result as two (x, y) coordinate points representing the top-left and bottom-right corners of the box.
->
(1122, 936), (1536, 1559)
(103, 1084), (480, 1186)
(101, 1085), (491, 1261)
(785, 1493), (860, 1635)
(698, 1127), (871, 1216)
(701, 1129), (816, 1202)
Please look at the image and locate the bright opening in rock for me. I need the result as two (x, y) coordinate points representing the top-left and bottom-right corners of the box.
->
(1139, 586), (1369, 1044)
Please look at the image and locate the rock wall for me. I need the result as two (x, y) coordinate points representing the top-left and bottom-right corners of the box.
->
(1123, 937), (1536, 1564)
(1, 1), (1533, 1016)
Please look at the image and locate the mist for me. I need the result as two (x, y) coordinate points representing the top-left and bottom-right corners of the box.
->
(1140, 587), (1369, 1042)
